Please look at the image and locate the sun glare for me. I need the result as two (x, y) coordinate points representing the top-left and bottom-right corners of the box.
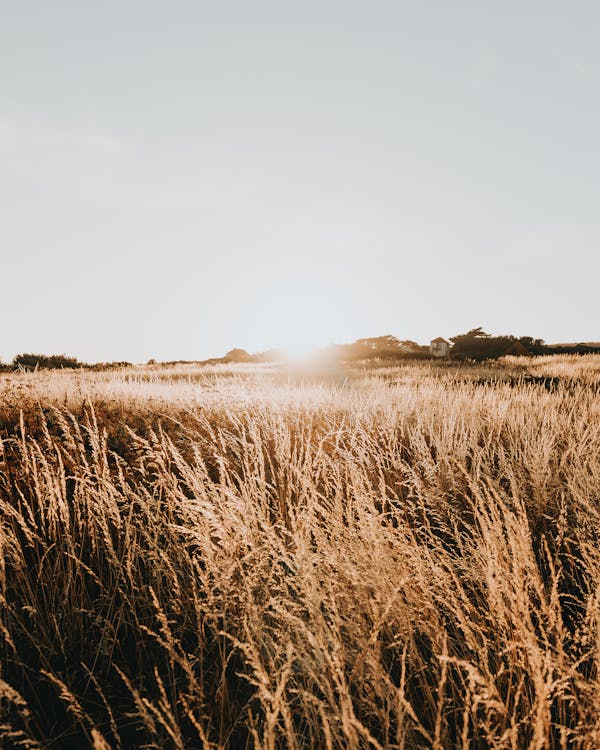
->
(284, 341), (319, 360)
(248, 277), (349, 361)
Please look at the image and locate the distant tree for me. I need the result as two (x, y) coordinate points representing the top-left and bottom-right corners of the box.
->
(355, 335), (401, 349)
(449, 328), (492, 360)
(450, 328), (547, 360)
(331, 335), (428, 361)
(348, 335), (406, 360)
(399, 340), (430, 356)
(13, 353), (82, 370)
(398, 340), (421, 350)
(449, 328), (513, 360)
(451, 327), (490, 342)
(517, 337), (546, 355)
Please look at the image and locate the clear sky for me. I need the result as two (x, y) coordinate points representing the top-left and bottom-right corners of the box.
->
(1, 1), (599, 363)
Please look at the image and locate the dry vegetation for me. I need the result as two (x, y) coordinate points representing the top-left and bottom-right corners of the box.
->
(1, 355), (600, 749)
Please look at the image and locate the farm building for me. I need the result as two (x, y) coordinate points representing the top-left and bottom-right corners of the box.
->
(430, 337), (450, 358)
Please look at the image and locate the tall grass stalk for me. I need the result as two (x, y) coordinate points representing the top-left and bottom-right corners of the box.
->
(1, 357), (599, 747)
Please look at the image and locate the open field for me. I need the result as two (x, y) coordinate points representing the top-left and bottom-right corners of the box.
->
(1, 355), (600, 749)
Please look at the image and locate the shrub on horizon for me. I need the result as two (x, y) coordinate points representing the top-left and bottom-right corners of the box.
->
(12, 353), (83, 370)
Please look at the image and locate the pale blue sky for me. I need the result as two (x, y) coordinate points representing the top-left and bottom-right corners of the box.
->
(1, 1), (598, 362)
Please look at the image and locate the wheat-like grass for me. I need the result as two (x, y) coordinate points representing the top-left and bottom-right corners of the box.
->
(0, 357), (599, 747)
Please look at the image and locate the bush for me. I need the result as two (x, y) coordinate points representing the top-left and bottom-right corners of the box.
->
(12, 353), (83, 370)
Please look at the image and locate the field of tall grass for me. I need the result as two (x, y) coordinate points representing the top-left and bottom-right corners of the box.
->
(1, 355), (599, 748)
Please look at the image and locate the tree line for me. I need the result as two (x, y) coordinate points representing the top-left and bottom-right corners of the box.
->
(3, 330), (599, 372)
(0, 354), (132, 372)
(449, 328), (600, 360)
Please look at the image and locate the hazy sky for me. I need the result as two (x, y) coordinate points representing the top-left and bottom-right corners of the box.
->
(1, 1), (599, 362)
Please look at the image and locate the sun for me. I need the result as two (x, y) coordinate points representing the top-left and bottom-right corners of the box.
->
(283, 339), (319, 361)
(248, 282), (327, 349)
(238, 269), (357, 361)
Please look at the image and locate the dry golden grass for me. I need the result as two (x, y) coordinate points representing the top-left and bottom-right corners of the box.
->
(1, 355), (599, 748)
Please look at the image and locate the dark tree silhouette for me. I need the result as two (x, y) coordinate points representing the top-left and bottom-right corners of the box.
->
(13, 353), (82, 370)
(450, 329), (546, 360)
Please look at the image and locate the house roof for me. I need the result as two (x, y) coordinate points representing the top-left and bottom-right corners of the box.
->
(430, 337), (449, 344)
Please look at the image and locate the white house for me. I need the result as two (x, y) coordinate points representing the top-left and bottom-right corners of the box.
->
(430, 337), (450, 358)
